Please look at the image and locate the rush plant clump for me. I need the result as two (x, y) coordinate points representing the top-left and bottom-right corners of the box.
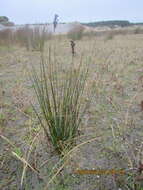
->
(31, 50), (89, 154)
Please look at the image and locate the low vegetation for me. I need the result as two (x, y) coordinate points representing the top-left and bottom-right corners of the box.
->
(0, 25), (52, 51)
(67, 25), (85, 40)
(0, 25), (143, 190)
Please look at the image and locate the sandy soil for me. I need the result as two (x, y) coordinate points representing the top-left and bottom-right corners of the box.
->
(0, 34), (143, 189)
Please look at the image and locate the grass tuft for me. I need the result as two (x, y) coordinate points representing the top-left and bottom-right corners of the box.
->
(31, 50), (89, 154)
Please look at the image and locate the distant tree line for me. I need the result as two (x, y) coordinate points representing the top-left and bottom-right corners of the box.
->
(82, 20), (143, 28)
(0, 16), (14, 26)
(0, 16), (9, 22)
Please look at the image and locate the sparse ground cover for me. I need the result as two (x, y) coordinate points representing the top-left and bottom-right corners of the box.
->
(0, 33), (143, 190)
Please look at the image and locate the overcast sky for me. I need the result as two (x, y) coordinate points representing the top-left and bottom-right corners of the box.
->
(1, 0), (143, 24)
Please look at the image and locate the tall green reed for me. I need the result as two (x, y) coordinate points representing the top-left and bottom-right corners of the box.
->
(31, 50), (89, 154)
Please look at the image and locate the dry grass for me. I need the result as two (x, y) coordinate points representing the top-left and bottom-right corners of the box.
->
(67, 25), (85, 40)
(0, 25), (52, 51)
(0, 29), (13, 46)
(0, 32), (143, 189)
